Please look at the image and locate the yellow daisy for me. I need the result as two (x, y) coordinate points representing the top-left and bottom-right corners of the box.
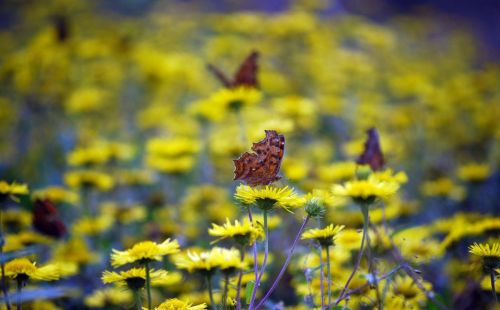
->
(111, 239), (180, 267)
(234, 185), (302, 211)
(301, 224), (345, 246)
(5, 258), (60, 281)
(85, 287), (133, 308)
(154, 298), (207, 310)
(102, 267), (171, 290)
(208, 218), (262, 246)
(332, 176), (399, 205)
(0, 181), (28, 201)
(469, 242), (500, 258)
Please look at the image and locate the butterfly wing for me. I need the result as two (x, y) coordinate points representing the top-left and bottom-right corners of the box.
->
(207, 64), (233, 88)
(233, 51), (259, 88)
(356, 127), (385, 171)
(33, 199), (66, 239)
(234, 130), (285, 186)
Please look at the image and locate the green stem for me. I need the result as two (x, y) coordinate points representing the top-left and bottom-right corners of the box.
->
(207, 275), (216, 310)
(235, 250), (245, 310)
(491, 269), (498, 303)
(334, 204), (369, 306)
(325, 245), (332, 308)
(134, 290), (142, 310)
(145, 262), (152, 310)
(16, 277), (22, 310)
(317, 218), (324, 309)
(249, 209), (269, 309)
(222, 273), (230, 309)
(0, 210), (11, 310)
(318, 246), (325, 309)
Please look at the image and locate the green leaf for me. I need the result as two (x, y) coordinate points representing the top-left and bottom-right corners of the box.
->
(245, 281), (255, 304)
(330, 306), (350, 310)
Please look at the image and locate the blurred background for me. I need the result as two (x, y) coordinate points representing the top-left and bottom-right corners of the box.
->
(0, 0), (499, 308)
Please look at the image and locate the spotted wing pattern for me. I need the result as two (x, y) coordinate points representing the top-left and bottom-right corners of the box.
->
(207, 50), (259, 89)
(234, 130), (285, 186)
(356, 127), (385, 171)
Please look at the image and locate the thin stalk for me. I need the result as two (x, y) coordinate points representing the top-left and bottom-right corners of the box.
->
(491, 269), (498, 303)
(236, 251), (245, 310)
(0, 210), (11, 310)
(134, 290), (142, 310)
(318, 246), (325, 309)
(366, 231), (381, 309)
(317, 218), (324, 309)
(249, 209), (269, 309)
(325, 245), (332, 308)
(335, 205), (369, 306)
(247, 208), (259, 282)
(207, 275), (216, 310)
(145, 262), (152, 310)
(222, 273), (230, 309)
(16, 277), (22, 310)
(255, 215), (310, 309)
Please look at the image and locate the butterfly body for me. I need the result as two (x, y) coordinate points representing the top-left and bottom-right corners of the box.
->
(234, 130), (285, 186)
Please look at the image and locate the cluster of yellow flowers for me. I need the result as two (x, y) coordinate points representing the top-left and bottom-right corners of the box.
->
(0, 0), (498, 309)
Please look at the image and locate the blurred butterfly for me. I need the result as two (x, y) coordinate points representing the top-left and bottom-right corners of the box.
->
(207, 50), (259, 89)
(234, 130), (285, 186)
(357, 127), (385, 171)
(32, 199), (66, 239)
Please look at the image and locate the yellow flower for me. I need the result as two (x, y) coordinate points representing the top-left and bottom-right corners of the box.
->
(175, 249), (221, 274)
(5, 258), (60, 281)
(85, 287), (133, 308)
(209, 86), (262, 113)
(0, 181), (28, 199)
(64, 170), (114, 191)
(457, 163), (491, 182)
(370, 169), (408, 185)
(469, 242), (500, 258)
(32, 186), (79, 204)
(73, 214), (114, 236)
(421, 178), (465, 200)
(102, 267), (171, 289)
(234, 185), (302, 211)
(332, 176), (399, 204)
(65, 87), (108, 114)
(111, 239), (180, 267)
(154, 298), (207, 310)
(301, 224), (345, 246)
(175, 247), (246, 274)
(53, 238), (98, 265)
(385, 275), (431, 309)
(208, 218), (262, 246)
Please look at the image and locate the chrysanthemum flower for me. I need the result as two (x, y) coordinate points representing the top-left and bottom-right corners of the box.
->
(234, 185), (302, 211)
(111, 239), (180, 267)
(385, 275), (431, 309)
(154, 298), (207, 310)
(301, 224), (345, 247)
(370, 169), (408, 185)
(0, 181), (28, 201)
(102, 268), (171, 290)
(175, 247), (246, 275)
(84, 287), (133, 308)
(208, 218), (262, 246)
(457, 163), (491, 182)
(208, 86), (262, 113)
(469, 242), (500, 258)
(332, 176), (399, 205)
(5, 258), (60, 281)
(64, 170), (114, 191)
